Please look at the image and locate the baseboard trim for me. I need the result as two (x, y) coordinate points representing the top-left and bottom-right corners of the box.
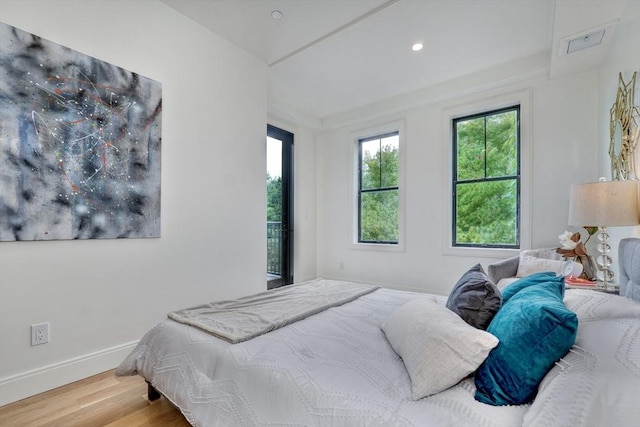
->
(0, 340), (138, 406)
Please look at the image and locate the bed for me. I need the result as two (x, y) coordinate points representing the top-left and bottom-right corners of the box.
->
(116, 238), (640, 427)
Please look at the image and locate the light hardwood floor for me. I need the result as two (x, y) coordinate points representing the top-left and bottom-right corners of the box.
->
(0, 370), (191, 426)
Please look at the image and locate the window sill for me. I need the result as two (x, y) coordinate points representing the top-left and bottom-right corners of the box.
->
(350, 242), (405, 253)
(441, 245), (520, 259)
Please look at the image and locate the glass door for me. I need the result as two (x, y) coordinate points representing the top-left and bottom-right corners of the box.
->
(267, 125), (293, 289)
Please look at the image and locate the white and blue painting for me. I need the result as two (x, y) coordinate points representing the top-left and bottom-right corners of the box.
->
(0, 23), (162, 241)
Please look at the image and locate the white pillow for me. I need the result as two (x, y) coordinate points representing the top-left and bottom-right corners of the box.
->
(496, 277), (520, 290)
(381, 298), (499, 400)
(520, 248), (563, 261)
(516, 254), (566, 278)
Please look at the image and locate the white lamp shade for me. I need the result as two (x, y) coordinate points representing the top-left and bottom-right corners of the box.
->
(568, 180), (639, 227)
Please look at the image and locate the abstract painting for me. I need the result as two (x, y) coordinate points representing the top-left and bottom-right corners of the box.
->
(0, 23), (162, 241)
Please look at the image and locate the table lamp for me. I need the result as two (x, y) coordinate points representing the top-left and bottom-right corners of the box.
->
(568, 178), (639, 291)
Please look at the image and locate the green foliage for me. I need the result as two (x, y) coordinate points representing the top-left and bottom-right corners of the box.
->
(361, 190), (398, 242)
(456, 180), (517, 245)
(267, 174), (282, 222)
(455, 109), (519, 246)
(360, 137), (399, 242)
(456, 110), (517, 180)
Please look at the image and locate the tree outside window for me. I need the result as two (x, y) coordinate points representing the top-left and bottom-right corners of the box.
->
(358, 132), (399, 244)
(453, 106), (520, 248)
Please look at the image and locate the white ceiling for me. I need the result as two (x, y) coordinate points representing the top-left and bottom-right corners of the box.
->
(160, 0), (631, 120)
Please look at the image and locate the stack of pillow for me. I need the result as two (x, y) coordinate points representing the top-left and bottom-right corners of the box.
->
(471, 269), (578, 405)
(381, 264), (578, 405)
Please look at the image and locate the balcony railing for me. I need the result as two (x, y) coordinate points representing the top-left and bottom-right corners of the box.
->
(267, 221), (282, 275)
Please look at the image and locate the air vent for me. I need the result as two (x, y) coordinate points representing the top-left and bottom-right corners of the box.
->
(566, 29), (606, 54)
(559, 21), (618, 57)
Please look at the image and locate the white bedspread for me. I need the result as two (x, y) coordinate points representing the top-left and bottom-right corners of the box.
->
(116, 286), (640, 427)
(117, 287), (527, 426)
(524, 289), (640, 427)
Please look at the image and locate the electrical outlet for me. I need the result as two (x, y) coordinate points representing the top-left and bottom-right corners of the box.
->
(31, 322), (49, 346)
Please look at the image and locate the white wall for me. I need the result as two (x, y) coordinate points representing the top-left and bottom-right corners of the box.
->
(313, 2), (640, 295)
(0, 0), (268, 405)
(315, 56), (601, 295)
(596, 0), (640, 274)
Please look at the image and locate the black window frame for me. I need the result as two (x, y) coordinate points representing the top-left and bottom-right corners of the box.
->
(452, 105), (521, 249)
(358, 131), (400, 244)
(266, 124), (294, 288)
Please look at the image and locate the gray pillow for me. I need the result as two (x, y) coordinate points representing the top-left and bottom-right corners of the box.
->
(446, 264), (502, 330)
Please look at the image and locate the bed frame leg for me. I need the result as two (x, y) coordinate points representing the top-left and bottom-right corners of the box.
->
(146, 381), (161, 401)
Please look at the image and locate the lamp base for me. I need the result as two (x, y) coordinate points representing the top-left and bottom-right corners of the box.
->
(595, 281), (619, 294)
(595, 225), (615, 290)
(595, 282), (620, 295)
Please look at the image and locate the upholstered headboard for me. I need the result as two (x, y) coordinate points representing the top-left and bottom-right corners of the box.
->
(619, 238), (640, 302)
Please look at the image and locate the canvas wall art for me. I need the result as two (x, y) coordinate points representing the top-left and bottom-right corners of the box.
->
(0, 23), (162, 241)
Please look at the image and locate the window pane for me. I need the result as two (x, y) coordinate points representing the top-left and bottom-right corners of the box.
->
(361, 139), (381, 189)
(486, 110), (517, 177)
(456, 117), (486, 180)
(380, 135), (399, 187)
(360, 189), (398, 242)
(455, 180), (517, 246)
(266, 136), (282, 222)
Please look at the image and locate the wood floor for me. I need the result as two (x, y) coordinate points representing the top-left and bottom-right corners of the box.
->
(0, 370), (191, 426)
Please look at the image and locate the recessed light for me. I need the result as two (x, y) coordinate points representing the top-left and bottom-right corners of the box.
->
(271, 10), (283, 20)
(412, 42), (424, 52)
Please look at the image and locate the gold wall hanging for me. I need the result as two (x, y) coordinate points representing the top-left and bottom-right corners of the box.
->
(609, 71), (640, 181)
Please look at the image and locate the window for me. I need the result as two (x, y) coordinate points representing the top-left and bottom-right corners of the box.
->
(453, 106), (520, 248)
(358, 132), (399, 244)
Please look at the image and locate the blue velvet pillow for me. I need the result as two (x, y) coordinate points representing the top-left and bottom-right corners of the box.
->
(500, 272), (564, 304)
(474, 280), (578, 405)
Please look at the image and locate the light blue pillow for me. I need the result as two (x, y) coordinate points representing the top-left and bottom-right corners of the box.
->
(500, 272), (564, 304)
(474, 280), (578, 405)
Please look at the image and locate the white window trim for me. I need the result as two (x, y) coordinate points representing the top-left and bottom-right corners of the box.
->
(350, 119), (406, 253)
(441, 89), (531, 258)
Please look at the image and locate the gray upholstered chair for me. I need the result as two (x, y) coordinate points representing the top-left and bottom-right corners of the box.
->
(487, 248), (563, 288)
(619, 237), (640, 301)
(487, 256), (519, 286)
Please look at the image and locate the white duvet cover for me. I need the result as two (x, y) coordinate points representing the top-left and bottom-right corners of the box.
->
(116, 286), (640, 427)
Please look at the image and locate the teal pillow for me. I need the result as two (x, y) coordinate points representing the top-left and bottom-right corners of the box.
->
(500, 272), (564, 303)
(474, 280), (578, 405)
